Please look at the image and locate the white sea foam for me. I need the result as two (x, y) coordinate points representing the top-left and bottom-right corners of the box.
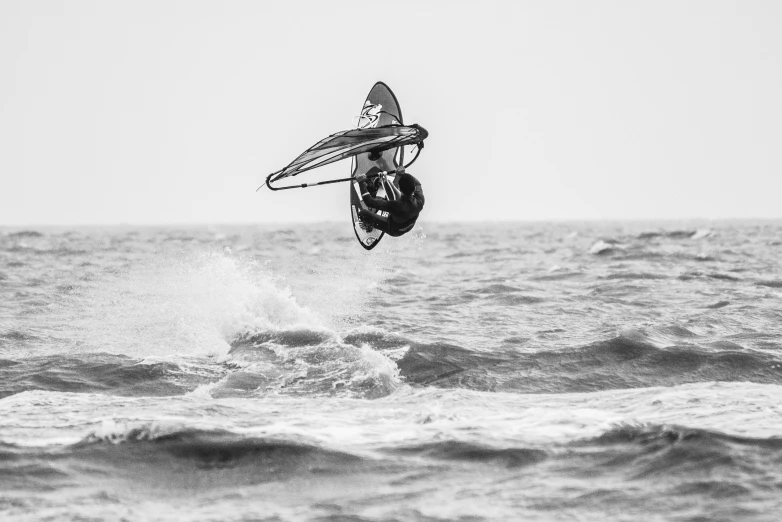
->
(3, 382), (782, 449)
(74, 252), (324, 358)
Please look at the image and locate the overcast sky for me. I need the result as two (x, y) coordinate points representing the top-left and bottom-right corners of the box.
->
(1, 0), (781, 225)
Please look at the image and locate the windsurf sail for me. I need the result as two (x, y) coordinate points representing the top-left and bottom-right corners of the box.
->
(264, 124), (428, 191)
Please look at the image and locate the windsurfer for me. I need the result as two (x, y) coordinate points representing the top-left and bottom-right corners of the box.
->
(355, 166), (425, 237)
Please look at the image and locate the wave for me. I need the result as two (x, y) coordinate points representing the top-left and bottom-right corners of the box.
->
(0, 325), (404, 400)
(451, 283), (546, 306)
(390, 332), (782, 393)
(1, 242), (90, 257)
(444, 251), (478, 259)
(342, 330), (410, 350)
(385, 440), (547, 468)
(584, 423), (782, 449)
(0, 353), (225, 399)
(77, 428), (366, 472)
(589, 239), (624, 255)
(0, 428), (377, 494)
(602, 272), (668, 281)
(0, 334), (403, 401)
(0, 330), (39, 343)
(231, 329), (335, 348)
(572, 423), (782, 481)
(7, 422), (776, 488)
(757, 280), (782, 289)
(530, 271), (584, 282)
(669, 251), (720, 262)
(3, 327), (780, 399)
(678, 271), (741, 282)
(637, 230), (703, 240)
(587, 228), (716, 262)
(490, 294), (545, 306)
(395, 342), (508, 389)
(227, 327), (402, 399)
(7, 230), (44, 238)
(473, 283), (523, 294)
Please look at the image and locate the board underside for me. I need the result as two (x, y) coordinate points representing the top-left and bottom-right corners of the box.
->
(350, 82), (404, 250)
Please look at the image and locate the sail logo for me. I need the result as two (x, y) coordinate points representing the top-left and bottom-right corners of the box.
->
(355, 102), (382, 129)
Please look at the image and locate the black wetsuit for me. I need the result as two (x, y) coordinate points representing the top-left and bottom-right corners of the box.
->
(358, 174), (425, 237)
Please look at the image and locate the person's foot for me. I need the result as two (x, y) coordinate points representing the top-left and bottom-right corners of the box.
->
(358, 215), (374, 233)
(359, 221), (374, 233)
(356, 209), (375, 233)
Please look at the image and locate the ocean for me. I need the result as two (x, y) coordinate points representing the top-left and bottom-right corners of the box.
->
(1, 221), (781, 521)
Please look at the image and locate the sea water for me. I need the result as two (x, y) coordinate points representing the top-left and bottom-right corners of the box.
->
(1, 222), (781, 521)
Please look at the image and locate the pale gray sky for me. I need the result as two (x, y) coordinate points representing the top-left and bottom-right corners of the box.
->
(1, 0), (781, 225)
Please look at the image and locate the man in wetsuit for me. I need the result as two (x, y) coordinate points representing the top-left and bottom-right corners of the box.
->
(355, 166), (425, 237)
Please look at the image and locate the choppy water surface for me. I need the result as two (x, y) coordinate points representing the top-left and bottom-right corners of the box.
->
(1, 221), (782, 521)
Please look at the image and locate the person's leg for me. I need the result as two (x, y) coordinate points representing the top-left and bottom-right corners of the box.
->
(357, 209), (391, 234)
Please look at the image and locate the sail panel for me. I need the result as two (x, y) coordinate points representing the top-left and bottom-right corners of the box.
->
(268, 125), (426, 183)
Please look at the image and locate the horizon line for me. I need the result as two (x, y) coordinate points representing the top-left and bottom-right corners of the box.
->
(2, 217), (782, 229)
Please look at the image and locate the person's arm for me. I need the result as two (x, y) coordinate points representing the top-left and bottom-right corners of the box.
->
(403, 172), (421, 188)
(406, 173), (425, 207)
(356, 175), (394, 212)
